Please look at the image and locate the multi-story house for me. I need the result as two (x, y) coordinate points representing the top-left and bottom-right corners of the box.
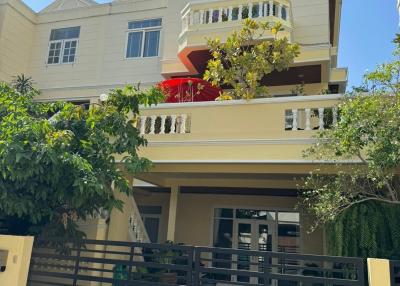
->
(0, 0), (347, 258)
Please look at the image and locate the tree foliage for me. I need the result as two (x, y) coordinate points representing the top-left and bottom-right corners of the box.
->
(299, 41), (400, 228)
(0, 83), (163, 237)
(11, 74), (35, 94)
(204, 19), (300, 100)
(326, 201), (400, 259)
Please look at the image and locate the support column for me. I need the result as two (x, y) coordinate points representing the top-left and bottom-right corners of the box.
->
(167, 186), (180, 242)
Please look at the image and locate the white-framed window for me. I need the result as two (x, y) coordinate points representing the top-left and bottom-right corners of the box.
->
(126, 18), (162, 59)
(47, 26), (80, 65)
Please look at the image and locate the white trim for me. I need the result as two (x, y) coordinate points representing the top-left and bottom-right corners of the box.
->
(145, 138), (317, 146)
(141, 94), (344, 110)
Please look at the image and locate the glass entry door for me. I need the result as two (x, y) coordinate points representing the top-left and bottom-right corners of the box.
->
(233, 220), (276, 284)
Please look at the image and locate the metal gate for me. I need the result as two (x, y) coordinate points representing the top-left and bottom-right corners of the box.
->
(28, 238), (366, 286)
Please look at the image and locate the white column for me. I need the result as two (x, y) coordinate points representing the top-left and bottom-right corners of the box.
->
(208, 8), (213, 23)
(249, 3), (253, 18)
(318, 108), (325, 130)
(180, 114), (187, 134)
(200, 10), (204, 24)
(292, 109), (298, 131)
(305, 108), (311, 131)
(269, 1), (273, 16)
(139, 116), (146, 135)
(259, 2), (263, 17)
(149, 115), (156, 134)
(189, 11), (194, 26)
(170, 115), (177, 134)
(218, 7), (223, 22)
(160, 115), (166, 134)
(239, 5), (243, 19)
(228, 6), (233, 21)
(278, 4), (282, 18)
(167, 186), (180, 242)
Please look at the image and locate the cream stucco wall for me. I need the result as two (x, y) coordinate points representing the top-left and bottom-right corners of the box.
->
(0, 0), (36, 82)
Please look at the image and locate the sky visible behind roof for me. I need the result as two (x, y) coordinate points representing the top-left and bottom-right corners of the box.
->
(22, 0), (399, 91)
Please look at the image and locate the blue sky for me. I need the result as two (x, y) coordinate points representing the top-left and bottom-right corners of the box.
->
(23, 0), (399, 90)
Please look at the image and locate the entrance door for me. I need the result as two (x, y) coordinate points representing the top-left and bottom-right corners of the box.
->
(233, 220), (276, 284)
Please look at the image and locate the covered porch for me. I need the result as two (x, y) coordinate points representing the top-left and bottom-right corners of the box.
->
(131, 161), (327, 256)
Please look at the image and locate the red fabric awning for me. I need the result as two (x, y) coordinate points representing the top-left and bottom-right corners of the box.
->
(158, 78), (222, 103)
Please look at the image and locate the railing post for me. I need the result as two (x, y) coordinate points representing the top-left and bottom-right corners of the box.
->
(200, 10), (204, 24)
(278, 4), (282, 19)
(291, 109), (298, 131)
(180, 114), (187, 134)
(186, 246), (195, 286)
(193, 248), (201, 286)
(72, 241), (82, 286)
(170, 115), (177, 134)
(305, 108), (311, 130)
(239, 5), (243, 19)
(208, 8), (213, 23)
(332, 107), (338, 125)
(263, 252), (270, 286)
(249, 3), (253, 18)
(149, 115), (156, 134)
(126, 245), (135, 285)
(160, 115), (166, 134)
(259, 2), (263, 17)
(189, 11), (194, 26)
(218, 7), (223, 22)
(318, 107), (325, 130)
(139, 116), (146, 135)
(269, 1), (273, 16)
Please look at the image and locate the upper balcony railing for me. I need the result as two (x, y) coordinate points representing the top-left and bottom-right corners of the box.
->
(181, 0), (292, 33)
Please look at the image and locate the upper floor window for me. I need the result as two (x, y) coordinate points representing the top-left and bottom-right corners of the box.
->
(47, 26), (80, 65)
(126, 18), (162, 58)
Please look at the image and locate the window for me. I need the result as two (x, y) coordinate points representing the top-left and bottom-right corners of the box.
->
(47, 27), (80, 64)
(138, 205), (162, 243)
(126, 18), (162, 58)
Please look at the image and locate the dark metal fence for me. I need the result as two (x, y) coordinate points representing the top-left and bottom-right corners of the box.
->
(391, 260), (400, 285)
(28, 238), (366, 286)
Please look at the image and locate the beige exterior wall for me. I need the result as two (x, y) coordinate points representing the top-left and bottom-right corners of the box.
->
(134, 192), (324, 255)
(0, 0), (36, 82)
(0, 0), (344, 100)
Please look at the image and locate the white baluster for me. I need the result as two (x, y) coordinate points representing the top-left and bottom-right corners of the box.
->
(200, 10), (204, 24)
(249, 3), (253, 18)
(180, 114), (187, 134)
(305, 108), (311, 131)
(292, 109), (298, 131)
(239, 5), (243, 19)
(278, 4), (282, 19)
(149, 115), (156, 134)
(259, 2), (263, 17)
(189, 11), (194, 26)
(218, 7), (223, 22)
(160, 115), (166, 134)
(269, 1), (273, 16)
(139, 116), (146, 135)
(170, 115), (177, 134)
(208, 8), (213, 23)
(228, 6), (233, 21)
(318, 108), (325, 130)
(264, 3), (268, 17)
(333, 107), (338, 125)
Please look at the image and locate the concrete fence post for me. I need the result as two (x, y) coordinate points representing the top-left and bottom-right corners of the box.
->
(0, 235), (34, 286)
(367, 258), (391, 286)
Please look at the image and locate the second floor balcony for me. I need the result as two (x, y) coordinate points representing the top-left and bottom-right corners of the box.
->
(177, 0), (293, 75)
(136, 94), (341, 163)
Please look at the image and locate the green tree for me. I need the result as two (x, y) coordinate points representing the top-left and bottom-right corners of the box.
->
(204, 19), (300, 100)
(299, 39), (400, 257)
(11, 74), (35, 94)
(0, 83), (164, 238)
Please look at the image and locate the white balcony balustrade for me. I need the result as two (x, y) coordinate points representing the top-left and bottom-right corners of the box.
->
(182, 0), (291, 31)
(138, 114), (191, 135)
(285, 107), (339, 131)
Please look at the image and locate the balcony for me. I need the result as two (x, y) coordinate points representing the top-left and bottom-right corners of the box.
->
(136, 94), (341, 163)
(176, 0), (293, 75)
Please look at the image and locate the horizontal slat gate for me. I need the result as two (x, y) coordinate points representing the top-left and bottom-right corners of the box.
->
(28, 238), (366, 286)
